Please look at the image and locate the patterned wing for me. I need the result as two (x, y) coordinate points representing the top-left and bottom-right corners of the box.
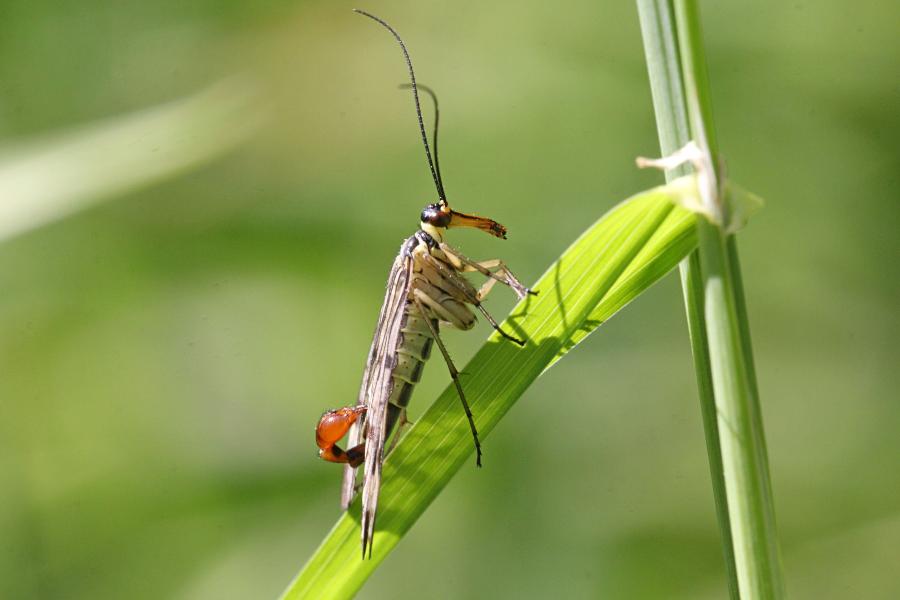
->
(339, 236), (415, 557)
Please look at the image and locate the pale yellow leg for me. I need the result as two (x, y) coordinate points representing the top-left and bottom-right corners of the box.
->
(439, 243), (534, 300)
(419, 253), (525, 346)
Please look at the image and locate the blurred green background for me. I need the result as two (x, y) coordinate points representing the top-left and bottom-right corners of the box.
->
(1, 1), (897, 598)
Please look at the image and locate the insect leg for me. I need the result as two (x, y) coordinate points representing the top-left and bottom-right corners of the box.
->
(473, 262), (500, 302)
(412, 293), (483, 467)
(439, 243), (537, 300)
(474, 302), (525, 346)
(421, 254), (526, 346)
(467, 259), (524, 302)
(385, 413), (413, 454)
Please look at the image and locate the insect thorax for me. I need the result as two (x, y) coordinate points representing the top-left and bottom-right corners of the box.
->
(417, 223), (444, 246)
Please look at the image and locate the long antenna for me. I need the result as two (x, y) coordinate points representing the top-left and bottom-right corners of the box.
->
(400, 83), (444, 199)
(353, 9), (447, 202)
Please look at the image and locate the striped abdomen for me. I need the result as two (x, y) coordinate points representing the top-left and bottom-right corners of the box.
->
(383, 307), (435, 443)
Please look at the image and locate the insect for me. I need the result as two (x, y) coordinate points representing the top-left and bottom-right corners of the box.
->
(315, 9), (535, 558)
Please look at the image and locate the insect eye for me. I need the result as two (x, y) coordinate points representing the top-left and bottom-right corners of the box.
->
(421, 204), (450, 227)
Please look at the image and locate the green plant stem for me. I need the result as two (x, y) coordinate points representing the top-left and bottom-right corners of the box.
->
(637, 1), (784, 597)
(636, 1), (737, 597)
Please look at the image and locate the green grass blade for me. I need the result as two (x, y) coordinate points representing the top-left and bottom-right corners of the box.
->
(281, 188), (698, 600)
(0, 78), (259, 243)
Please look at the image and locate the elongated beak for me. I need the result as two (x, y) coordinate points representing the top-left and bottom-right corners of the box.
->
(448, 209), (508, 239)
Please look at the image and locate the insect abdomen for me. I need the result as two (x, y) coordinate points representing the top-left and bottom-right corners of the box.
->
(384, 308), (436, 441)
